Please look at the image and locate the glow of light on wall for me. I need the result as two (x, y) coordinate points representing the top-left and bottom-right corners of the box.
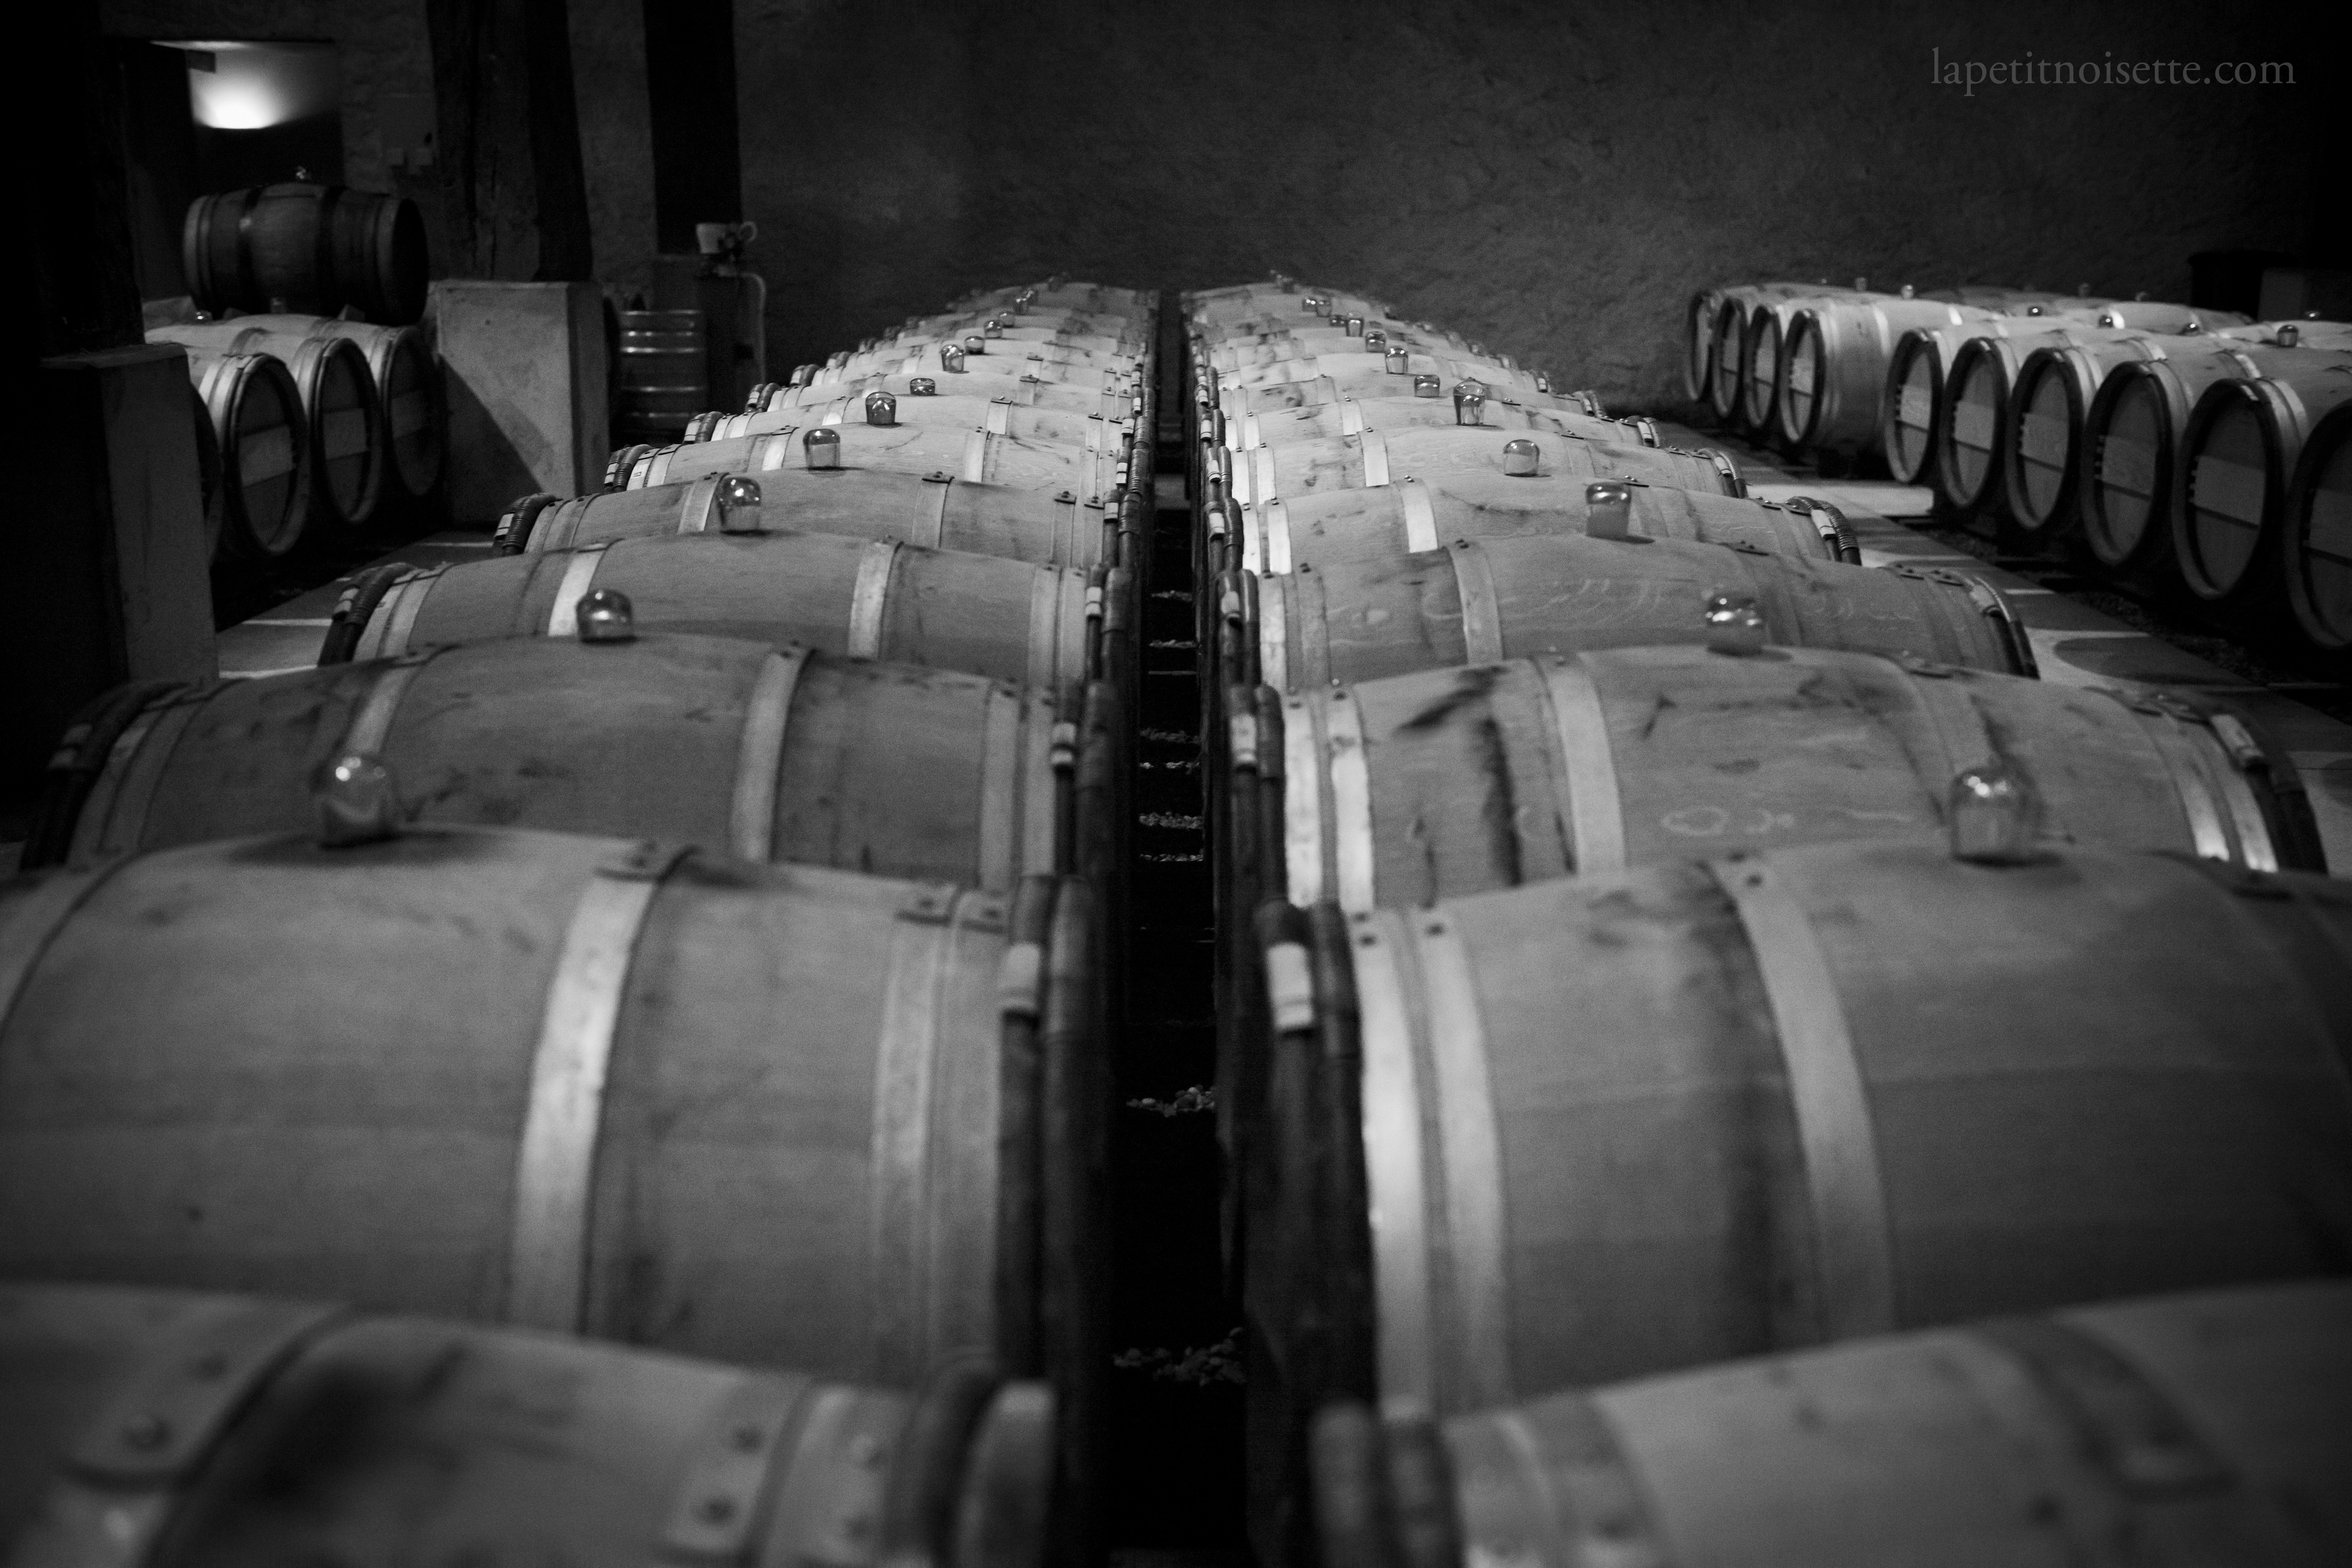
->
(165, 41), (339, 130)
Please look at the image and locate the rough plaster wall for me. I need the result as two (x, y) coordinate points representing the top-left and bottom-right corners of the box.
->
(731, 0), (2323, 406)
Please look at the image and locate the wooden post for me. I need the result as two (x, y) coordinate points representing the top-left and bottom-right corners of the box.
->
(425, 0), (595, 281)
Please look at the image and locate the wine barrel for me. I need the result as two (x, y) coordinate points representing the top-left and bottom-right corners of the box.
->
(501, 470), (1119, 570)
(1704, 284), (1840, 424)
(1318, 1282), (2352, 1568)
(322, 534), (1094, 695)
(1219, 350), (1541, 398)
(182, 347), (311, 559)
(902, 320), (1146, 357)
(621, 423), (1129, 499)
(757, 371), (1139, 422)
(1221, 430), (1741, 508)
(2283, 401), (2352, 656)
(1214, 368), (1592, 423)
(699, 392), (1130, 453)
(1934, 327), (2109, 515)
(959, 279), (1154, 318)
(312, 317), (444, 501)
(815, 340), (1138, 392)
(1267, 649), (2315, 912)
(1778, 298), (1994, 456)
(1738, 291), (1873, 434)
(0, 1281), (1054, 1568)
(0, 831), (1098, 1390)
(1879, 312), (2110, 486)
(1250, 839), (2352, 1423)
(2076, 340), (2347, 573)
(24, 635), (1076, 894)
(2002, 334), (2194, 539)
(1684, 286), (1725, 401)
(1233, 472), (1852, 577)
(615, 308), (707, 445)
(188, 374), (222, 557)
(2174, 359), (2352, 602)
(1252, 535), (2035, 693)
(1225, 395), (1650, 452)
(150, 320), (384, 529)
(1204, 326), (1474, 375)
(182, 183), (429, 324)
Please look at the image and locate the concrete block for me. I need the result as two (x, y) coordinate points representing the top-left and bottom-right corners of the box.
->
(4, 344), (218, 784)
(430, 279), (610, 520)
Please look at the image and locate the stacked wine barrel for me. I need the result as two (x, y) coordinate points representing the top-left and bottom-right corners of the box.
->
(2, 275), (1152, 1567)
(1694, 275), (2352, 664)
(1202, 276), (2351, 1567)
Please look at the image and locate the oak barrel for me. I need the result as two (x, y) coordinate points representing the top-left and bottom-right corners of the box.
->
(1222, 429), (1740, 508)
(1233, 472), (1851, 577)
(1215, 366), (1590, 421)
(1252, 534), (2034, 693)
(2001, 334), (2189, 538)
(314, 317), (445, 499)
(151, 319), (384, 529)
(1252, 840), (2352, 1424)
(182, 183), (429, 324)
(1879, 313), (2111, 487)
(621, 423), (1128, 499)
(0, 832), (1098, 1396)
(501, 470), (1120, 570)
(816, 340), (1139, 392)
(758, 371), (1138, 422)
(2174, 359), (2352, 602)
(0, 1281), (1054, 1568)
(1777, 298), (1993, 456)
(616, 308), (708, 445)
(1266, 649), (2316, 912)
(2076, 340), (2344, 571)
(1318, 1282), (2352, 1568)
(24, 635), (1076, 895)
(1226, 396), (1649, 452)
(182, 346), (312, 559)
(2283, 400), (2352, 656)
(1704, 283), (1842, 424)
(1218, 350), (1541, 398)
(188, 374), (222, 557)
(702, 392), (1129, 452)
(321, 534), (1095, 697)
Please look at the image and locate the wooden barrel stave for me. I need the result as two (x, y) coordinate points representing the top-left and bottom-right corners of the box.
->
(1253, 840), (2352, 1421)
(703, 392), (1128, 451)
(152, 320), (384, 529)
(182, 183), (429, 325)
(622, 423), (1127, 499)
(1225, 429), (1738, 508)
(511, 470), (1116, 570)
(1326, 1282), (2352, 1568)
(331, 534), (1094, 697)
(2175, 361), (2352, 602)
(1217, 366), (1589, 420)
(816, 341), (1141, 391)
(1255, 535), (2033, 693)
(1779, 298), (1993, 455)
(1236, 471), (1846, 577)
(762, 371), (1137, 422)
(1270, 648), (2316, 912)
(29, 635), (1070, 895)
(1227, 397), (1643, 452)
(2283, 401), (2352, 655)
(0, 834), (1097, 1390)
(0, 1280), (1054, 1568)
(183, 347), (312, 560)
(312, 317), (445, 500)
